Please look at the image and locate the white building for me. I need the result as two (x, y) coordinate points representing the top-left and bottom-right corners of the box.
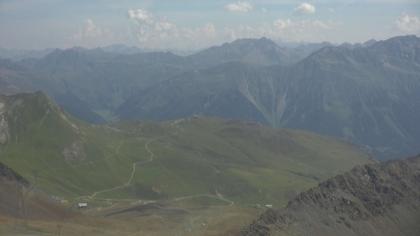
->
(78, 202), (88, 208)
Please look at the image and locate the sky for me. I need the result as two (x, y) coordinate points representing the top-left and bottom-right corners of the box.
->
(0, 0), (419, 50)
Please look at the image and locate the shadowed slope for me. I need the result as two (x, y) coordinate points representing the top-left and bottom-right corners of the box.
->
(0, 162), (71, 220)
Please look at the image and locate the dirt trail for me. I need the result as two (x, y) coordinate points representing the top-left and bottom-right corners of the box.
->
(77, 138), (159, 200)
(171, 192), (234, 206)
(76, 128), (235, 207)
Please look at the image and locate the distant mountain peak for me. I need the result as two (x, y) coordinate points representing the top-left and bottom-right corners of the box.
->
(368, 35), (420, 49)
(363, 39), (377, 47)
(100, 44), (144, 55)
(191, 37), (287, 66)
(229, 37), (279, 48)
(387, 34), (419, 41)
(305, 34), (420, 65)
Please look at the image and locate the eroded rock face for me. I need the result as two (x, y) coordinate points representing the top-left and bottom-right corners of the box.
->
(0, 102), (9, 145)
(62, 141), (86, 162)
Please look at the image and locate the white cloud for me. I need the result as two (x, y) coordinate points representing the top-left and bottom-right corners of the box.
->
(225, 1), (253, 13)
(127, 9), (176, 44)
(396, 13), (420, 34)
(273, 19), (292, 30)
(128, 9), (153, 23)
(271, 18), (333, 42)
(295, 3), (316, 14)
(126, 8), (335, 50)
(128, 8), (219, 49)
(72, 19), (125, 48)
(274, 19), (331, 31)
(223, 19), (334, 43)
(74, 19), (104, 40)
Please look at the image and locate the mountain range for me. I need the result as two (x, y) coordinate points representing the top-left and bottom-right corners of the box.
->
(0, 35), (419, 159)
(118, 35), (420, 159)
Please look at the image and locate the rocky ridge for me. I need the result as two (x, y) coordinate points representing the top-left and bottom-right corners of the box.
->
(241, 155), (420, 236)
(0, 100), (9, 144)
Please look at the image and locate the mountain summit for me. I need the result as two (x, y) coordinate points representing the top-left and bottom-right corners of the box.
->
(189, 37), (291, 66)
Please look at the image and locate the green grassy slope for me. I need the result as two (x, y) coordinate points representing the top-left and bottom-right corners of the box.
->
(0, 92), (372, 207)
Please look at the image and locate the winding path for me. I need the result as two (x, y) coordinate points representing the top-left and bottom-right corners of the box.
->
(171, 193), (234, 206)
(77, 138), (159, 200)
(76, 127), (235, 207)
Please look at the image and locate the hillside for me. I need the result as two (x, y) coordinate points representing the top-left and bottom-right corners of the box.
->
(0, 92), (371, 208)
(241, 155), (420, 236)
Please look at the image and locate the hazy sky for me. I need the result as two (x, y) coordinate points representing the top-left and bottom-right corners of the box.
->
(0, 0), (419, 50)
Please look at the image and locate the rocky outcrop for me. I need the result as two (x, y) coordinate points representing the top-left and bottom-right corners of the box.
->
(0, 101), (9, 145)
(62, 141), (86, 162)
(242, 155), (420, 236)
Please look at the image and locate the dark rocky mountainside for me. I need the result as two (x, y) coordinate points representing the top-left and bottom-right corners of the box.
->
(0, 162), (71, 220)
(0, 162), (29, 186)
(241, 155), (420, 236)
